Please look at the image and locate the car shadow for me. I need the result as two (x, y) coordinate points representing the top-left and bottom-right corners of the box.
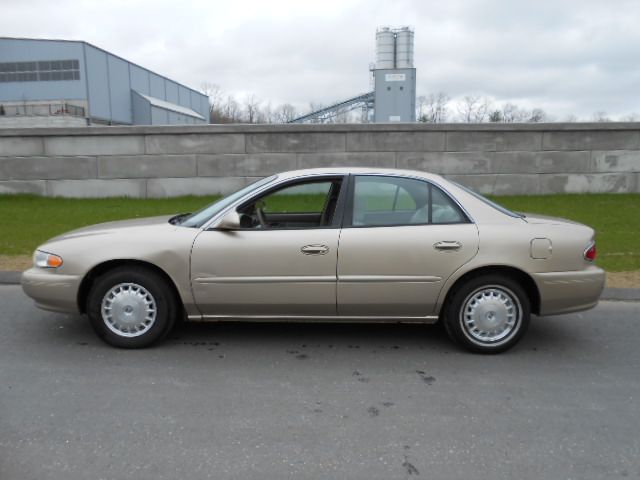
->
(168, 320), (454, 351)
(41, 311), (590, 357)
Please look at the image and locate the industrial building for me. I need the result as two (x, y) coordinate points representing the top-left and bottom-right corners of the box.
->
(291, 26), (416, 124)
(0, 37), (209, 127)
(371, 27), (416, 123)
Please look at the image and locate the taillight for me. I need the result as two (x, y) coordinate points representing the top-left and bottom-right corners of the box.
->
(584, 242), (597, 261)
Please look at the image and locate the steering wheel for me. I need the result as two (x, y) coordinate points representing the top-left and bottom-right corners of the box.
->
(255, 201), (267, 228)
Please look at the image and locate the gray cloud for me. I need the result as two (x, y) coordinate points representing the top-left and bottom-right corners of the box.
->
(2, 0), (639, 119)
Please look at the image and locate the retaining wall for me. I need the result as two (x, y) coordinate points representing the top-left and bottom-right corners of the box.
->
(0, 123), (639, 197)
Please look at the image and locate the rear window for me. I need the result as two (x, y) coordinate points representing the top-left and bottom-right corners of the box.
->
(451, 181), (522, 218)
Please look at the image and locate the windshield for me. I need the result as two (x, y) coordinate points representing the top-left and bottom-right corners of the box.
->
(178, 176), (277, 228)
(451, 181), (522, 218)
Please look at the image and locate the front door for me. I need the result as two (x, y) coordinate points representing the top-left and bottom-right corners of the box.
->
(337, 175), (479, 317)
(191, 176), (345, 318)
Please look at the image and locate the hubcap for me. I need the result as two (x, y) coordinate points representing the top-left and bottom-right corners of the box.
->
(101, 283), (157, 338)
(460, 286), (521, 345)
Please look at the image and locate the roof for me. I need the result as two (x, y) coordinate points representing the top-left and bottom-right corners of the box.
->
(270, 168), (522, 224)
(276, 167), (443, 182)
(0, 37), (208, 99)
(133, 91), (206, 120)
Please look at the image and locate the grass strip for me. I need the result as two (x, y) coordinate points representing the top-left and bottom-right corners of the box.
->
(1, 193), (638, 271)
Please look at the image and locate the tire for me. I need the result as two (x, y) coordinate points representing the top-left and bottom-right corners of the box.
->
(443, 274), (530, 354)
(86, 266), (178, 348)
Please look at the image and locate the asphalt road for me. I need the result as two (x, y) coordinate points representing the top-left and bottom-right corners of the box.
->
(1, 285), (639, 480)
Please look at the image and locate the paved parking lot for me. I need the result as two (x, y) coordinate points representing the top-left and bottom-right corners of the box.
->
(1, 285), (639, 479)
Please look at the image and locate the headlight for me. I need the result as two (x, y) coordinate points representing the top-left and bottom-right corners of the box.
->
(34, 250), (63, 268)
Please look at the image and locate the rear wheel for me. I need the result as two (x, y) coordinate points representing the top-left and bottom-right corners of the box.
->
(87, 266), (178, 348)
(443, 274), (530, 354)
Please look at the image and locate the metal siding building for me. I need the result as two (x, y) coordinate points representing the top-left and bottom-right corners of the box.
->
(372, 27), (416, 123)
(0, 38), (208, 126)
(373, 68), (416, 123)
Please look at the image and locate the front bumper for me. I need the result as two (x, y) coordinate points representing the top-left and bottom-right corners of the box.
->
(533, 265), (606, 316)
(21, 268), (82, 314)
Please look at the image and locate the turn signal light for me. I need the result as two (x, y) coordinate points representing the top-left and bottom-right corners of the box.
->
(584, 242), (597, 262)
(34, 251), (64, 268)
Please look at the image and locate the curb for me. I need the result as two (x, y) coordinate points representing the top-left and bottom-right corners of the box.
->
(0, 271), (21, 285)
(600, 288), (640, 302)
(1, 270), (639, 302)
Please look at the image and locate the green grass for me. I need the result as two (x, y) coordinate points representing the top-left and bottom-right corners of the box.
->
(488, 194), (640, 272)
(1, 193), (638, 271)
(0, 195), (221, 256)
(263, 193), (328, 213)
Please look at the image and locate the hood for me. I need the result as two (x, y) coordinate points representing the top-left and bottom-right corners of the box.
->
(520, 213), (584, 227)
(46, 215), (176, 242)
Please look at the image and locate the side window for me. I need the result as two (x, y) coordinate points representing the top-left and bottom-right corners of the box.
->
(351, 176), (428, 226)
(237, 178), (342, 229)
(431, 186), (466, 224)
(350, 176), (467, 227)
(261, 182), (332, 213)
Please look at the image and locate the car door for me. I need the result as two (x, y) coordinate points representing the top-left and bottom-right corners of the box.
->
(191, 176), (345, 318)
(337, 175), (479, 317)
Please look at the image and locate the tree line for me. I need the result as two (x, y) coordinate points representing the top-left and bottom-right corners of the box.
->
(202, 83), (300, 124)
(201, 83), (637, 124)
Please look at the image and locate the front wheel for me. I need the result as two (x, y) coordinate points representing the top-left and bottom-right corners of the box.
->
(87, 266), (178, 348)
(443, 274), (530, 354)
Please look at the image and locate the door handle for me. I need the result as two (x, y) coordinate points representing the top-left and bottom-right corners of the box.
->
(301, 244), (329, 255)
(434, 241), (462, 252)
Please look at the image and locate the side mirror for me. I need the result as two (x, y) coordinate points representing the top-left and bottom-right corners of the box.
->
(215, 210), (241, 230)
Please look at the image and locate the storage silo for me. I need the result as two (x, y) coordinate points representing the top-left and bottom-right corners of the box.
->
(395, 27), (414, 68)
(373, 26), (416, 123)
(375, 27), (396, 69)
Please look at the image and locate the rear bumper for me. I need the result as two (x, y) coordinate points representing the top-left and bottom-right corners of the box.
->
(21, 268), (82, 314)
(532, 266), (606, 316)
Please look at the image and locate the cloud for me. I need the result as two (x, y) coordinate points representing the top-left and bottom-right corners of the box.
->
(1, 0), (639, 119)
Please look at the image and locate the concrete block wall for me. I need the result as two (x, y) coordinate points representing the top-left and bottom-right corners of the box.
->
(0, 123), (639, 197)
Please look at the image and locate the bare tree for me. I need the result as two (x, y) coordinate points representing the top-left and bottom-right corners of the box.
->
(621, 113), (639, 122)
(323, 104), (354, 124)
(501, 103), (524, 123)
(200, 82), (223, 104)
(488, 110), (503, 122)
(419, 92), (449, 123)
(527, 108), (547, 123)
(274, 103), (298, 123)
(485, 102), (547, 123)
(307, 102), (326, 124)
(223, 95), (241, 123)
(476, 97), (492, 122)
(200, 83), (564, 125)
(200, 82), (224, 123)
(499, 103), (547, 123)
(260, 102), (275, 124)
(592, 111), (611, 122)
(243, 94), (261, 123)
(457, 95), (491, 123)
(416, 95), (427, 121)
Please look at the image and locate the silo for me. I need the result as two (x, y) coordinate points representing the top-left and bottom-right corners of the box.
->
(375, 27), (395, 69)
(395, 27), (414, 68)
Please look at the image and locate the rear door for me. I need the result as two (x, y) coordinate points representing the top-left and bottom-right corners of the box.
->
(337, 175), (479, 317)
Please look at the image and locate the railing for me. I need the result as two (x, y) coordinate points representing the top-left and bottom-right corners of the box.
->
(0, 103), (85, 117)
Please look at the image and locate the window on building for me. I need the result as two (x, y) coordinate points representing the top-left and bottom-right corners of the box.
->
(0, 59), (81, 83)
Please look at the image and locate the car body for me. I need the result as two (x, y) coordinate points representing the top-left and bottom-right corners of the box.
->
(22, 168), (605, 353)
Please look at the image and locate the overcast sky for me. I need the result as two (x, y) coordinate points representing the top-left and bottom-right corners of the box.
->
(2, 0), (639, 120)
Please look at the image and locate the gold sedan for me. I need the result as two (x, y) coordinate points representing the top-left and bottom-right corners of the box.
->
(22, 168), (605, 353)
